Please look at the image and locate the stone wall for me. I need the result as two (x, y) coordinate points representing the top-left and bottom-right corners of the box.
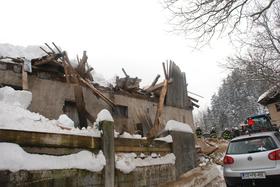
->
(0, 164), (175, 187)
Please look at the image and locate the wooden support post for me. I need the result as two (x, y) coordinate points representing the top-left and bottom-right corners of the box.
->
(73, 85), (88, 128)
(101, 120), (115, 187)
(22, 65), (29, 90)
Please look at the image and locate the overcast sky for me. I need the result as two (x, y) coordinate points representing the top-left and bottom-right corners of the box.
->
(0, 0), (234, 111)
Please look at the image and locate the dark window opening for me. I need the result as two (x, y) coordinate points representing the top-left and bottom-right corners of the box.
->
(275, 103), (280, 112)
(0, 84), (22, 90)
(112, 105), (128, 118)
(135, 123), (144, 137)
(63, 100), (79, 127)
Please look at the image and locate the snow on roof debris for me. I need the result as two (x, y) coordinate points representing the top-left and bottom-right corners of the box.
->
(91, 70), (116, 87)
(0, 142), (106, 172)
(0, 86), (101, 137)
(164, 120), (193, 133)
(115, 153), (176, 174)
(96, 109), (114, 123)
(0, 86), (32, 109)
(257, 86), (278, 103)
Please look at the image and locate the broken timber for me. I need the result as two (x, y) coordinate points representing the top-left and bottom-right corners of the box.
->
(147, 62), (170, 139)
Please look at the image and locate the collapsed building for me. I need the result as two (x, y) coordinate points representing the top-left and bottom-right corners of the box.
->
(0, 43), (198, 137)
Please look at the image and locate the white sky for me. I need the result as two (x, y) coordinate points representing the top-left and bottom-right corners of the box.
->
(0, 0), (234, 110)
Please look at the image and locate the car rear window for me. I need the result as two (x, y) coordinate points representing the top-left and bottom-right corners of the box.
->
(227, 136), (277, 154)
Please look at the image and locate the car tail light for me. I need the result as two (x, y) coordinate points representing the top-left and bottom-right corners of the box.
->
(223, 155), (234, 165)
(268, 149), (280, 160)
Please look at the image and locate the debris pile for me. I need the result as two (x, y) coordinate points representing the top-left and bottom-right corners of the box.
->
(196, 138), (228, 166)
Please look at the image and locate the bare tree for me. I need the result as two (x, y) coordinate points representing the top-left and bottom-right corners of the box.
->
(227, 7), (280, 86)
(164, 0), (278, 45)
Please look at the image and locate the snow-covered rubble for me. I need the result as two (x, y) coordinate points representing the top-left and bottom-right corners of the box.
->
(0, 142), (106, 172)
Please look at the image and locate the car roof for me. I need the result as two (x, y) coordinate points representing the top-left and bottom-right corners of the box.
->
(231, 131), (277, 142)
(248, 113), (269, 119)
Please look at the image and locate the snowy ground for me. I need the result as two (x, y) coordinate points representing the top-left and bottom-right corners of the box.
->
(205, 165), (226, 187)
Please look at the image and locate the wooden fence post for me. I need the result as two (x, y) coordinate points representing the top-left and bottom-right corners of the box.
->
(101, 120), (115, 187)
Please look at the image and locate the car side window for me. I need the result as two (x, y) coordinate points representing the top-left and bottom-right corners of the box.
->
(274, 132), (280, 143)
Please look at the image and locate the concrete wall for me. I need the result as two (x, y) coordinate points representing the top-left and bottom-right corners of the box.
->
(0, 62), (194, 133)
(267, 103), (280, 126)
(113, 94), (194, 132)
(0, 164), (175, 187)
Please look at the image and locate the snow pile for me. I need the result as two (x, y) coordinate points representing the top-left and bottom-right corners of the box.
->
(96, 109), (114, 123)
(164, 120), (193, 133)
(0, 86), (32, 109)
(115, 153), (137, 174)
(0, 86), (101, 137)
(57, 114), (75, 129)
(0, 142), (106, 172)
(155, 135), (173, 143)
(115, 153), (176, 174)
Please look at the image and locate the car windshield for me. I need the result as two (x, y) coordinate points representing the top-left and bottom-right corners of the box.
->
(227, 136), (277, 154)
(247, 116), (273, 132)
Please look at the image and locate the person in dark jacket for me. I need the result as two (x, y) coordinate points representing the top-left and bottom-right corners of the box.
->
(210, 127), (217, 138)
(195, 126), (203, 138)
(222, 128), (232, 140)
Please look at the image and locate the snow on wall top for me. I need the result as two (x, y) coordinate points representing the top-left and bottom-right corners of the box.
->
(164, 120), (193, 133)
(155, 135), (173, 143)
(115, 153), (176, 174)
(96, 109), (114, 123)
(0, 86), (32, 109)
(0, 142), (105, 172)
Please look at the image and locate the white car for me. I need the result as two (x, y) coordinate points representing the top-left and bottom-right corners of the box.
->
(223, 131), (280, 186)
